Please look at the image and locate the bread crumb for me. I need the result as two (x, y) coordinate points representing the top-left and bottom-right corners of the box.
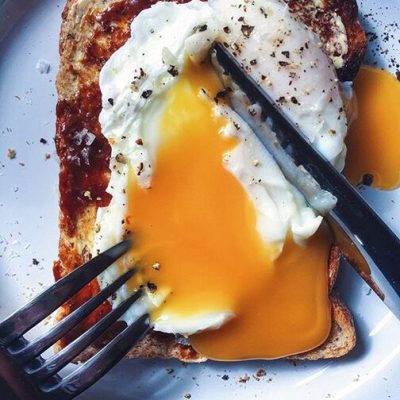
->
(256, 369), (266, 377)
(7, 149), (16, 159)
(239, 374), (250, 383)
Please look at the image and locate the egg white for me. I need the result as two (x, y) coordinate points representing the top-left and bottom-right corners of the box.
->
(93, 0), (348, 336)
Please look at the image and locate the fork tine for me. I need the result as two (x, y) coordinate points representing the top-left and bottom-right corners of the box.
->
(27, 289), (144, 382)
(0, 239), (132, 347)
(42, 314), (150, 399)
(15, 267), (137, 362)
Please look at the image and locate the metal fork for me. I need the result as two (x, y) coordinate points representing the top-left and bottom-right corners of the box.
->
(0, 239), (151, 400)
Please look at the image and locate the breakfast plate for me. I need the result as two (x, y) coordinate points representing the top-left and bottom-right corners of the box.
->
(1, 0), (400, 399)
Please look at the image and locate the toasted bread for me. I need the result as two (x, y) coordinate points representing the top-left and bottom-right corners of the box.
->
(54, 0), (362, 361)
(285, 0), (367, 81)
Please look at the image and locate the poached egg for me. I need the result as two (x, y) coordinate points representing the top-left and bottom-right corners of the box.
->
(93, 0), (347, 360)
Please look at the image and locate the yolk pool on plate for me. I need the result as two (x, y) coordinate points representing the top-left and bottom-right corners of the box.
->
(344, 66), (400, 190)
(126, 59), (332, 360)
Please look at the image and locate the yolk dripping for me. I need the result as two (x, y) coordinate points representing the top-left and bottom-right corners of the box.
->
(126, 59), (332, 360)
(344, 66), (400, 190)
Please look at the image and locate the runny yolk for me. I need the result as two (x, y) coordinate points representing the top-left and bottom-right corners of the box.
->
(343, 66), (400, 190)
(126, 59), (332, 360)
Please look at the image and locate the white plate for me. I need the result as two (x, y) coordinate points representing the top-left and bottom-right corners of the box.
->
(1, 0), (400, 399)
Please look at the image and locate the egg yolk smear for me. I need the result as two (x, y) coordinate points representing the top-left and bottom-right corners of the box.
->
(344, 66), (400, 190)
(127, 59), (332, 360)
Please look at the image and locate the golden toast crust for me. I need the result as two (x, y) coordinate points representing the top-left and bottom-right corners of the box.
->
(54, 0), (360, 361)
(285, 0), (366, 81)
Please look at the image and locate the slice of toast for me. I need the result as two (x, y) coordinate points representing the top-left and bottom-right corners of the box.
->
(285, 0), (367, 81)
(54, 0), (363, 361)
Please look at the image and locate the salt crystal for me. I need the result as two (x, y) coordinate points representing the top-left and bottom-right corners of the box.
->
(36, 59), (51, 74)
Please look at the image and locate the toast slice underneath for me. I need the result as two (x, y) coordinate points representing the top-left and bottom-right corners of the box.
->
(54, 0), (362, 360)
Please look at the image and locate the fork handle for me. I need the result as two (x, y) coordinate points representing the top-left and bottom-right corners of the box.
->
(0, 377), (19, 400)
(0, 347), (41, 400)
